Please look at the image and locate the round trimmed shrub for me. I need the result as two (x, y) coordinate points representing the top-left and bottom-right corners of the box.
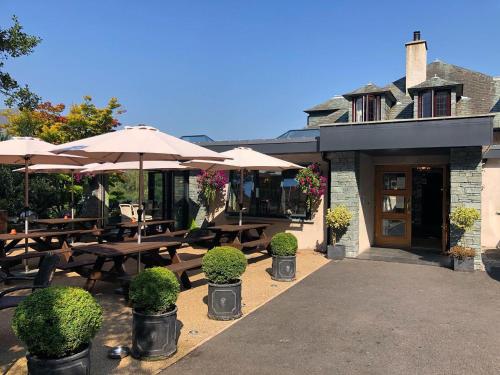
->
(202, 246), (247, 284)
(129, 267), (180, 314)
(12, 286), (102, 359)
(270, 232), (298, 257)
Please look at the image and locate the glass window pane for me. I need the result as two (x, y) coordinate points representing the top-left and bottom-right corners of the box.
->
(383, 173), (406, 190)
(435, 91), (450, 117)
(382, 219), (406, 237)
(421, 91), (432, 118)
(355, 97), (363, 122)
(382, 195), (405, 213)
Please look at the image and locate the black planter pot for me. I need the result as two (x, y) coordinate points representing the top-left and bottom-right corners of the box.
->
(27, 344), (91, 375)
(271, 255), (296, 281)
(453, 256), (475, 272)
(327, 244), (345, 260)
(207, 280), (242, 321)
(132, 306), (178, 360)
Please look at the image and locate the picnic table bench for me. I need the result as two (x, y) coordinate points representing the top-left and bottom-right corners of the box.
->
(33, 217), (100, 230)
(115, 219), (175, 238)
(207, 223), (271, 252)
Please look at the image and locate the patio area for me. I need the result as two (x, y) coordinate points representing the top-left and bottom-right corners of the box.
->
(1, 247), (329, 374)
(161, 259), (500, 375)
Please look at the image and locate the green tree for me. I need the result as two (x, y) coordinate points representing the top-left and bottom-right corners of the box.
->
(0, 16), (41, 109)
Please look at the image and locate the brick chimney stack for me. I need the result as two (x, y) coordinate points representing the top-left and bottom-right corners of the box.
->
(405, 31), (427, 94)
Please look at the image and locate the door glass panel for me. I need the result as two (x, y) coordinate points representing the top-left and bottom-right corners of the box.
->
(383, 173), (406, 190)
(382, 195), (405, 213)
(382, 219), (406, 237)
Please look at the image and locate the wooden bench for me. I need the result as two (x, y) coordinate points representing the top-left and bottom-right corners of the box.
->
(230, 238), (271, 252)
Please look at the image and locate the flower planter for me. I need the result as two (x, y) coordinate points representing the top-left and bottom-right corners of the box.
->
(27, 344), (91, 375)
(453, 256), (475, 272)
(207, 280), (242, 320)
(327, 244), (345, 260)
(271, 255), (296, 281)
(132, 306), (178, 360)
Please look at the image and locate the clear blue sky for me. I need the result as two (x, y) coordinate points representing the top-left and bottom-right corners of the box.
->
(1, 0), (499, 140)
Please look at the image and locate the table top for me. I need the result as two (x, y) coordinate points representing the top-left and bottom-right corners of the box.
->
(0, 228), (101, 241)
(208, 223), (270, 232)
(117, 219), (175, 228)
(34, 218), (99, 225)
(73, 240), (181, 257)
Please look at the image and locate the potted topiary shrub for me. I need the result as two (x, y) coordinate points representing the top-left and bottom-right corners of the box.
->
(129, 267), (180, 360)
(325, 205), (352, 260)
(12, 286), (102, 375)
(202, 246), (247, 320)
(270, 232), (298, 281)
(449, 206), (480, 272)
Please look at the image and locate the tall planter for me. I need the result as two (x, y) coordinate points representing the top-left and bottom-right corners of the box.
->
(326, 244), (345, 260)
(132, 307), (178, 360)
(27, 344), (91, 375)
(271, 255), (296, 281)
(453, 257), (474, 272)
(207, 280), (242, 320)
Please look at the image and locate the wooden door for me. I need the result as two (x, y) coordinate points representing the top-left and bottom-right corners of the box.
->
(375, 166), (412, 248)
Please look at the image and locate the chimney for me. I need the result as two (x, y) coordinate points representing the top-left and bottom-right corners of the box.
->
(405, 31), (427, 94)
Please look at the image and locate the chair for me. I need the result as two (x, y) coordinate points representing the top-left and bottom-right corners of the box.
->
(132, 204), (153, 221)
(0, 254), (59, 310)
(119, 204), (134, 222)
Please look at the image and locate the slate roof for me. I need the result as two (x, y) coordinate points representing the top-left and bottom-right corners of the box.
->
(408, 75), (463, 97)
(306, 60), (499, 125)
(343, 83), (396, 102)
(304, 95), (348, 113)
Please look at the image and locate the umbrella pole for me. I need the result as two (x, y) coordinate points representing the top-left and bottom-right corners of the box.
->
(239, 169), (244, 226)
(137, 153), (144, 273)
(23, 157), (29, 273)
(71, 171), (75, 219)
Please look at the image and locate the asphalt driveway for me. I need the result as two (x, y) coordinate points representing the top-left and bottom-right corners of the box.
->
(161, 259), (500, 375)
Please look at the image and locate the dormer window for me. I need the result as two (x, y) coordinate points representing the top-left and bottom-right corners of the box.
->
(353, 95), (382, 122)
(418, 89), (451, 118)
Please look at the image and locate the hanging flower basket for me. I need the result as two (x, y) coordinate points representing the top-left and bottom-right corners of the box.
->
(295, 163), (326, 215)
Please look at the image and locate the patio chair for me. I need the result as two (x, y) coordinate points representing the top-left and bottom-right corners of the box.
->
(119, 204), (134, 222)
(0, 254), (59, 310)
(132, 204), (153, 221)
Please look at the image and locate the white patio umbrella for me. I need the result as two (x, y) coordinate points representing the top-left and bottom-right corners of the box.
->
(0, 137), (86, 271)
(182, 147), (303, 225)
(13, 164), (87, 219)
(80, 160), (189, 174)
(51, 125), (226, 272)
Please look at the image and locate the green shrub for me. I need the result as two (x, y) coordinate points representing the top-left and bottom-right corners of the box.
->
(325, 205), (353, 245)
(450, 206), (480, 231)
(270, 232), (298, 256)
(129, 267), (180, 314)
(12, 286), (102, 359)
(202, 246), (247, 284)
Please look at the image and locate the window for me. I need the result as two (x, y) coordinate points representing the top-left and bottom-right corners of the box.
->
(352, 95), (381, 122)
(226, 169), (308, 219)
(418, 89), (451, 118)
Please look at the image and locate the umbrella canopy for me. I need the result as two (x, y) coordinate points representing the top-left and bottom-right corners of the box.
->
(51, 125), (226, 272)
(80, 160), (189, 173)
(13, 164), (86, 173)
(182, 147), (303, 225)
(52, 125), (226, 162)
(0, 137), (86, 272)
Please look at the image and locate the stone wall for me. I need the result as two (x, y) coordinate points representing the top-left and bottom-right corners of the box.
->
(329, 151), (360, 257)
(187, 171), (207, 227)
(449, 147), (482, 268)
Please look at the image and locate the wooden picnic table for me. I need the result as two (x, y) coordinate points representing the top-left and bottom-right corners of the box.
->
(71, 240), (183, 291)
(33, 217), (100, 230)
(207, 223), (271, 251)
(116, 219), (175, 238)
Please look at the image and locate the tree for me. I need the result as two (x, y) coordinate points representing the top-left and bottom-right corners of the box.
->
(1, 96), (123, 144)
(0, 16), (41, 109)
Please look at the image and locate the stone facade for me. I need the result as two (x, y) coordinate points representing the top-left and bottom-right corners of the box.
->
(187, 171), (207, 227)
(329, 151), (360, 257)
(449, 147), (482, 268)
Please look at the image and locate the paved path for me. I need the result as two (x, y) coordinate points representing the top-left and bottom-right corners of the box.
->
(161, 259), (500, 375)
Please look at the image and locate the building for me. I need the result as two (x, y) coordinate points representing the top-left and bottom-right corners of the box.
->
(159, 32), (499, 269)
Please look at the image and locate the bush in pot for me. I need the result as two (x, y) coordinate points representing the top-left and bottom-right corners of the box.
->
(12, 286), (102, 375)
(202, 246), (247, 320)
(325, 205), (352, 260)
(449, 206), (480, 272)
(129, 267), (180, 360)
(270, 232), (298, 281)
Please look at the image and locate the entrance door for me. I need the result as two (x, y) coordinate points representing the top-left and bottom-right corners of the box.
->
(375, 166), (412, 248)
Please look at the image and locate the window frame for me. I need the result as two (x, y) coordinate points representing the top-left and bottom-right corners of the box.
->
(352, 94), (381, 122)
(418, 89), (451, 118)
